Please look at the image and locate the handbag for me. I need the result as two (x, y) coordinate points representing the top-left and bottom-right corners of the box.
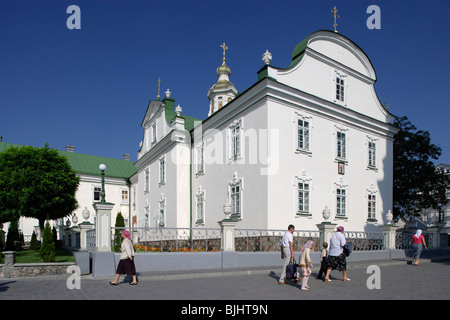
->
(285, 258), (299, 279)
(343, 241), (353, 257)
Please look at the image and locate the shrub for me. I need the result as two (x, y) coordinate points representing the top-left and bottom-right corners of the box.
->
(113, 212), (125, 252)
(5, 219), (21, 251)
(30, 231), (40, 250)
(40, 220), (55, 262)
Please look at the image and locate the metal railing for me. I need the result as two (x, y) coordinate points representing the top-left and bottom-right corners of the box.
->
(86, 229), (96, 250)
(234, 229), (320, 252)
(344, 231), (384, 251)
(112, 227), (222, 252)
(395, 231), (434, 250)
(83, 226), (446, 253)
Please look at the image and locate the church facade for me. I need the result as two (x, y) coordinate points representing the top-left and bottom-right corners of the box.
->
(1, 30), (399, 239)
(131, 30), (398, 233)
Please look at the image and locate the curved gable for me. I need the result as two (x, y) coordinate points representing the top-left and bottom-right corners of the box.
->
(260, 30), (394, 123)
(306, 30), (376, 80)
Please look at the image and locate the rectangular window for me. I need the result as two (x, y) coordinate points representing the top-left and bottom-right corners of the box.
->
(368, 194), (376, 220)
(337, 131), (346, 160)
(121, 190), (128, 204)
(336, 76), (345, 101)
(159, 157), (165, 185)
(231, 125), (241, 159)
(196, 193), (204, 223)
(196, 144), (204, 174)
(152, 123), (157, 143)
(368, 141), (376, 168)
(145, 167), (150, 192)
(336, 188), (346, 217)
(159, 198), (165, 227)
(231, 185), (241, 216)
(297, 119), (310, 151)
(297, 182), (310, 213)
(93, 187), (101, 201)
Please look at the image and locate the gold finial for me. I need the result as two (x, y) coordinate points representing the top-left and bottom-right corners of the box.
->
(220, 42), (228, 64)
(331, 6), (339, 33)
(157, 77), (161, 100)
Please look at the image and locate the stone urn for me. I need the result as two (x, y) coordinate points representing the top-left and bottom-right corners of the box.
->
(322, 206), (331, 221)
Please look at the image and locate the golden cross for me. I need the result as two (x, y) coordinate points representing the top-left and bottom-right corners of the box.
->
(331, 6), (339, 33)
(220, 42), (228, 62)
(157, 77), (161, 100)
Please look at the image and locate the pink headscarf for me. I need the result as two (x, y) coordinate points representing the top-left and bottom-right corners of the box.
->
(121, 229), (131, 240)
(301, 240), (314, 253)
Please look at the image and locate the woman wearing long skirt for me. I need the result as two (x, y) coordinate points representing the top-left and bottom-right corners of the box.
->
(324, 226), (350, 282)
(412, 229), (427, 266)
(109, 230), (137, 285)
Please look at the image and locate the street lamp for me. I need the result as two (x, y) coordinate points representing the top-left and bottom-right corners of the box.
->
(99, 164), (106, 203)
(438, 203), (442, 223)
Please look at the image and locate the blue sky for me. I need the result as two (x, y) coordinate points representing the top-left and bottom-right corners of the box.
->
(1, 0), (449, 164)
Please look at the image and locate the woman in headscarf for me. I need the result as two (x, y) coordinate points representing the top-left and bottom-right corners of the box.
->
(324, 226), (350, 282)
(110, 230), (137, 285)
(412, 229), (427, 266)
(298, 240), (314, 291)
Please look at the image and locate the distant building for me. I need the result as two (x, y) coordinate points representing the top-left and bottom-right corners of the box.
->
(419, 163), (450, 233)
(0, 142), (136, 241)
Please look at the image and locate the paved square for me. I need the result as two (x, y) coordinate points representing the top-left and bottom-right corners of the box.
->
(1, 259), (449, 301)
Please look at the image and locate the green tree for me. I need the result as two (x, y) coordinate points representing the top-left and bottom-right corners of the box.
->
(113, 212), (125, 252)
(393, 116), (449, 217)
(30, 231), (40, 250)
(40, 219), (55, 262)
(5, 219), (21, 251)
(0, 143), (80, 231)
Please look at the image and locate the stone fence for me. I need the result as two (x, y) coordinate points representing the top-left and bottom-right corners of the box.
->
(0, 251), (75, 279)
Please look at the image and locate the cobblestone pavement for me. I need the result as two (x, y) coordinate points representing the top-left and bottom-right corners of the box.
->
(1, 258), (449, 301)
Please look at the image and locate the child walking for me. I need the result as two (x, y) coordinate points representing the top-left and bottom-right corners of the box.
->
(298, 240), (314, 291)
(317, 242), (328, 280)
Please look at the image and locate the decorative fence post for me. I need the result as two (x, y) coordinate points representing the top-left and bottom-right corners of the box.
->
(316, 206), (336, 248)
(218, 202), (236, 251)
(93, 202), (114, 251)
(380, 210), (398, 249)
(427, 225), (442, 249)
(380, 225), (398, 249)
(79, 221), (95, 250)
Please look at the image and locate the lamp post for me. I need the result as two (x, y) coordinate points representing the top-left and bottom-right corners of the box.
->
(438, 203), (442, 223)
(99, 164), (106, 203)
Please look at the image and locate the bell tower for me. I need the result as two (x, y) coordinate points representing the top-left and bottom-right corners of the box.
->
(207, 42), (238, 116)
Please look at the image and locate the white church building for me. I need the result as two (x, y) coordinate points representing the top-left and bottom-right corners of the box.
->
(1, 30), (399, 241)
(131, 30), (398, 233)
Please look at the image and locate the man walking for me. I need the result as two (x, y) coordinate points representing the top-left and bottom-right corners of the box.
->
(278, 224), (295, 284)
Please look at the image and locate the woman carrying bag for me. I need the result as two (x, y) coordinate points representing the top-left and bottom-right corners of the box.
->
(324, 226), (350, 282)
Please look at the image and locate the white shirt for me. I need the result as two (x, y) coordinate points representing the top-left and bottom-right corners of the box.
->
(120, 238), (135, 260)
(281, 231), (293, 248)
(328, 232), (346, 256)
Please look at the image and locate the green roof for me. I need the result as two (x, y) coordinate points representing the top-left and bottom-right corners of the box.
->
(162, 97), (202, 132)
(290, 35), (310, 67)
(0, 142), (137, 180)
